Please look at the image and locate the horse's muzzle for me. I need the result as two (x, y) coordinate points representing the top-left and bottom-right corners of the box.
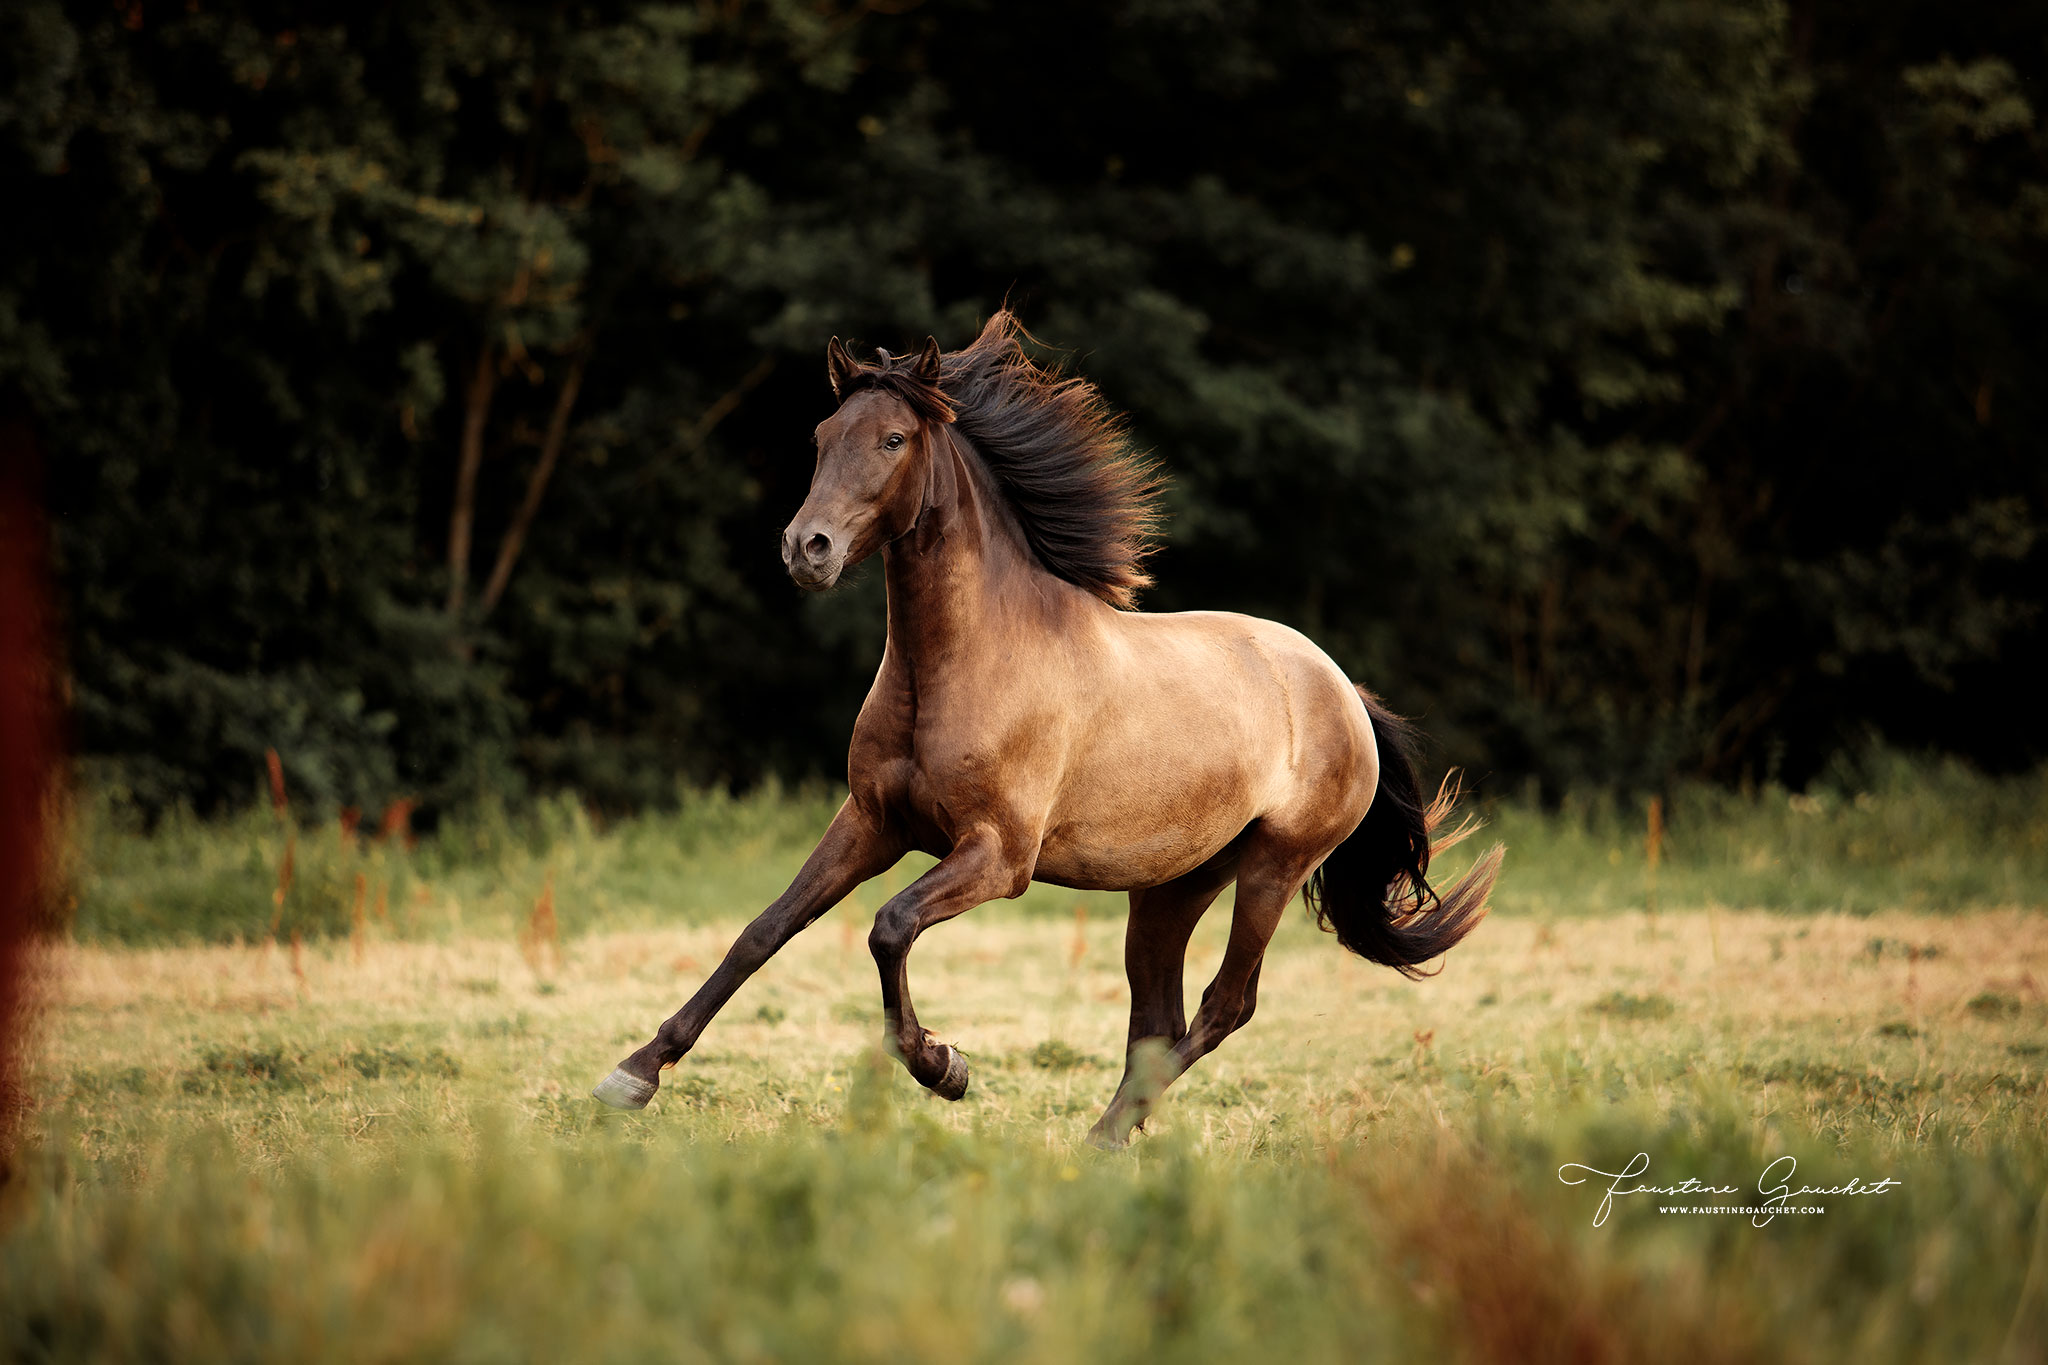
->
(781, 525), (843, 591)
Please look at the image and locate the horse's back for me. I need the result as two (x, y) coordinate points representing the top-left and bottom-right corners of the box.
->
(1099, 607), (1367, 738)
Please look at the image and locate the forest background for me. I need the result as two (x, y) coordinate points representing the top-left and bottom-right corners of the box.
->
(4, 0), (2043, 821)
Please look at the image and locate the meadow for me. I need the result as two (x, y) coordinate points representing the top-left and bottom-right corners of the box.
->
(7, 758), (2048, 1362)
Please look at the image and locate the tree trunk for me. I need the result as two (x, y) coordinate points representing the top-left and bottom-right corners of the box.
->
(478, 349), (589, 621)
(445, 338), (499, 617)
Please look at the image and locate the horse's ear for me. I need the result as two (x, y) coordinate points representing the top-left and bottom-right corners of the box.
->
(825, 336), (860, 399)
(912, 336), (943, 384)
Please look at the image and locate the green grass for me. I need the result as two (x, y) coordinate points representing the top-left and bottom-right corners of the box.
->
(62, 753), (2048, 947)
(14, 756), (2048, 1361)
(10, 1086), (2040, 1365)
(12, 888), (2048, 1361)
(1484, 752), (2048, 917)
(62, 781), (854, 945)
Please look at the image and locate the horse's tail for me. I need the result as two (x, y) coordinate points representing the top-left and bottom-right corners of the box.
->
(1302, 688), (1504, 978)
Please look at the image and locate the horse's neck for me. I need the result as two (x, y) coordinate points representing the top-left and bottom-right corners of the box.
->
(880, 432), (1037, 678)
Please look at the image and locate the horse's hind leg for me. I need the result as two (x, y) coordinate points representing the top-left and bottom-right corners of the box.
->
(1223, 958), (1263, 1030)
(1086, 852), (1238, 1147)
(1172, 839), (1320, 1070)
(1090, 833), (1324, 1146)
(869, 826), (1032, 1099)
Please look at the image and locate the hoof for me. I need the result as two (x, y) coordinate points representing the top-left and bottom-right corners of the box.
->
(592, 1067), (657, 1111)
(930, 1043), (970, 1101)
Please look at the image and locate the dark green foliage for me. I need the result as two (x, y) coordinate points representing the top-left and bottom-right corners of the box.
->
(344, 1045), (460, 1081)
(1966, 991), (2022, 1020)
(4, 0), (2043, 813)
(1025, 1040), (1099, 1071)
(1863, 937), (1940, 961)
(1590, 991), (1678, 1021)
(182, 1045), (306, 1093)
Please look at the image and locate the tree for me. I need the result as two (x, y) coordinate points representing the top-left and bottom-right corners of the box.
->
(5, 0), (2042, 814)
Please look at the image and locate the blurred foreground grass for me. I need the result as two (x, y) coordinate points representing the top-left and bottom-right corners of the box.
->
(9, 899), (2048, 1362)
(61, 752), (2048, 946)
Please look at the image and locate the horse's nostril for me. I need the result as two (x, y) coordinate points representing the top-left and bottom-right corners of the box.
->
(804, 533), (832, 562)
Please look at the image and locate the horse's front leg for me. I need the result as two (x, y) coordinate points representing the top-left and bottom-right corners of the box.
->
(592, 798), (903, 1110)
(869, 826), (1032, 1099)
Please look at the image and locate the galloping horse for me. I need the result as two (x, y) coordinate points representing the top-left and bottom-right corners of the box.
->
(594, 313), (1503, 1145)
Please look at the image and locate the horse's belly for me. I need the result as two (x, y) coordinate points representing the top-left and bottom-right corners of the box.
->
(1028, 791), (1254, 892)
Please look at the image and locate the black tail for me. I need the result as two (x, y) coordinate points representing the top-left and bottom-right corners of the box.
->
(1303, 689), (1504, 978)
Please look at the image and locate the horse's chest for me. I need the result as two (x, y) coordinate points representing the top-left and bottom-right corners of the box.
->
(900, 737), (1010, 826)
(853, 654), (1060, 849)
(857, 714), (1033, 848)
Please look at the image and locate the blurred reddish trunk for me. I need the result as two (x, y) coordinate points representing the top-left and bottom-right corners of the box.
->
(0, 414), (56, 1164)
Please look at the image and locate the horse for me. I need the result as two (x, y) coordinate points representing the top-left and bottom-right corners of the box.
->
(593, 311), (1503, 1146)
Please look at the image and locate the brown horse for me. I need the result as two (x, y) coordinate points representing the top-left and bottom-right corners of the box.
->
(593, 312), (1503, 1145)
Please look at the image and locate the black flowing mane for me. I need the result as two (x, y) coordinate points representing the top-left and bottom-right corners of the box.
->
(835, 312), (1164, 610)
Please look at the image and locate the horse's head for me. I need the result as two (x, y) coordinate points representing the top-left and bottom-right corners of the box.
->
(782, 334), (957, 591)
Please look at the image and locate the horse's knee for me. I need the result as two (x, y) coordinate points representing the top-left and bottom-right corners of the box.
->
(868, 904), (919, 961)
(729, 918), (782, 972)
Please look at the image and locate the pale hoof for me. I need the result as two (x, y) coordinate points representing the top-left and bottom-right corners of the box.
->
(592, 1067), (657, 1110)
(931, 1043), (970, 1101)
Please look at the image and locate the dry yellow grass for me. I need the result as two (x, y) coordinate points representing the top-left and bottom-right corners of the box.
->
(27, 906), (2047, 1167)
(11, 904), (2048, 1365)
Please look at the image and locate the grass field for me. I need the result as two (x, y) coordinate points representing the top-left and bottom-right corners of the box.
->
(8, 766), (2048, 1362)
(58, 750), (2048, 948)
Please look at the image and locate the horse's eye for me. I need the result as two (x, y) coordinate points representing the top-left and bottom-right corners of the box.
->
(884, 433), (905, 451)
